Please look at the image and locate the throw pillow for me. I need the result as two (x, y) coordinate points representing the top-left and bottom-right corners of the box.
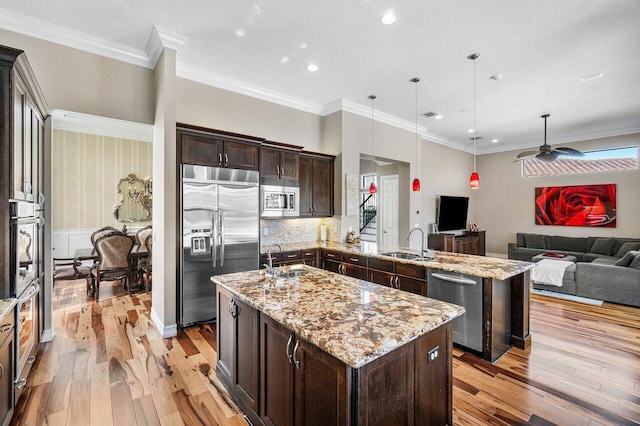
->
(590, 238), (614, 255)
(614, 250), (639, 267)
(630, 254), (640, 269)
(615, 242), (640, 257)
(524, 234), (546, 249)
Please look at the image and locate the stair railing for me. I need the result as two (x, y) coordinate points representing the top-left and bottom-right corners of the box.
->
(360, 194), (377, 232)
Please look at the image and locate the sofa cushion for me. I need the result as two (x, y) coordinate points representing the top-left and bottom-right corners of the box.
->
(590, 238), (614, 255)
(550, 236), (587, 252)
(593, 257), (619, 265)
(630, 254), (640, 269)
(615, 242), (640, 257)
(614, 251), (638, 267)
(516, 233), (526, 247)
(524, 234), (546, 249)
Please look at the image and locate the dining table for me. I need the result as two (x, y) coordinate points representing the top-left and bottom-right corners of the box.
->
(74, 245), (149, 296)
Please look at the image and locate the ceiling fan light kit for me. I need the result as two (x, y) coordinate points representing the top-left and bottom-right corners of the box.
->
(468, 52), (480, 189)
(515, 114), (585, 162)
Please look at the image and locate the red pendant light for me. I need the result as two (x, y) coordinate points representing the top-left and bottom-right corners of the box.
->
(411, 77), (421, 192)
(368, 95), (377, 194)
(469, 172), (480, 189)
(468, 53), (480, 190)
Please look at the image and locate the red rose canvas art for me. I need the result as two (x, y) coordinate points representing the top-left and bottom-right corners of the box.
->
(535, 184), (616, 227)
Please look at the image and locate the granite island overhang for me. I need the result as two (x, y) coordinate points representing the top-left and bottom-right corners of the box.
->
(211, 264), (465, 425)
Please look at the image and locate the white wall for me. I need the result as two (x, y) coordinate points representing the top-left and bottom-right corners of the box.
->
(474, 133), (640, 254)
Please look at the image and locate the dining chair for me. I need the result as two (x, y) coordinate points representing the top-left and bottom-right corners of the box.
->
(52, 258), (92, 288)
(136, 225), (152, 247)
(90, 226), (118, 247)
(91, 231), (134, 301)
(138, 234), (152, 293)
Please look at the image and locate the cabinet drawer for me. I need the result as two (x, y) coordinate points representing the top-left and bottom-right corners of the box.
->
(281, 250), (302, 262)
(369, 269), (394, 287)
(343, 264), (368, 280)
(260, 252), (282, 267)
(321, 250), (343, 261)
(301, 249), (317, 259)
(0, 315), (14, 348)
(395, 262), (426, 279)
(343, 254), (367, 266)
(368, 257), (394, 273)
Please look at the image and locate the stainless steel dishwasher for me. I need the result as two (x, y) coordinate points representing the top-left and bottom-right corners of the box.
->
(427, 270), (483, 352)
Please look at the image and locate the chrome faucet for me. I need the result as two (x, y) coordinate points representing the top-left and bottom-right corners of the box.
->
(264, 243), (282, 276)
(407, 227), (426, 257)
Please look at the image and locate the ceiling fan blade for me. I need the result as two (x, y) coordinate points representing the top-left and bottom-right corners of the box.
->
(554, 147), (584, 156)
(516, 150), (539, 159)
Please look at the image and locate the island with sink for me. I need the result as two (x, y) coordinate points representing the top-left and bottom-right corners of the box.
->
(212, 264), (465, 426)
(261, 241), (535, 362)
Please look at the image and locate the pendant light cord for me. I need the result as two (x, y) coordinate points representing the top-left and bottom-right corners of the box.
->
(370, 95), (376, 175)
(473, 56), (477, 172)
(415, 79), (418, 161)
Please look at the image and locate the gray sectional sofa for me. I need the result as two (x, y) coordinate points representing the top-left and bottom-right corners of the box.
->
(508, 233), (640, 307)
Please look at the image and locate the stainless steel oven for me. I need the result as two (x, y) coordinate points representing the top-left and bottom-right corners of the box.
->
(14, 278), (40, 393)
(260, 185), (299, 217)
(10, 201), (38, 297)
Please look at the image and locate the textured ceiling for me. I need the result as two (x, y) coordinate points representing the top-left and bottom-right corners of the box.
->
(1, 0), (639, 153)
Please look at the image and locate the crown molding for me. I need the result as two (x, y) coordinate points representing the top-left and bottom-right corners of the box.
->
(176, 63), (324, 115)
(146, 25), (189, 67)
(0, 8), (152, 68)
(52, 110), (153, 142)
(477, 125), (640, 155)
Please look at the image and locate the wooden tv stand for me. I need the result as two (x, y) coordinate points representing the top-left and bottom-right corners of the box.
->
(428, 231), (486, 256)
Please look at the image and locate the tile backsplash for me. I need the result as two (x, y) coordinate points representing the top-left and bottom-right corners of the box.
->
(260, 217), (341, 246)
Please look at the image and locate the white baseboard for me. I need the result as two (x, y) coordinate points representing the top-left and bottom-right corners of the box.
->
(41, 328), (54, 342)
(150, 307), (178, 338)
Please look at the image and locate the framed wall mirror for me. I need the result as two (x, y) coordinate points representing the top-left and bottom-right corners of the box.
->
(114, 173), (152, 222)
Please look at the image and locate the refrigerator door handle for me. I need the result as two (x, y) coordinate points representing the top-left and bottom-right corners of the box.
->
(219, 211), (225, 267)
(211, 211), (218, 268)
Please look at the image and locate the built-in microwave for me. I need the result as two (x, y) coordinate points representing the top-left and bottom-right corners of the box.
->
(260, 185), (299, 217)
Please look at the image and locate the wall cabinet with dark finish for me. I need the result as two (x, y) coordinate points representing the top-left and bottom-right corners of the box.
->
(428, 231), (486, 256)
(216, 287), (260, 425)
(299, 154), (334, 217)
(260, 146), (300, 180)
(178, 124), (261, 170)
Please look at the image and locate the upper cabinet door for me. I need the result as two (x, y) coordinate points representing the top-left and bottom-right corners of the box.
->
(311, 158), (333, 217)
(279, 151), (299, 180)
(298, 156), (313, 217)
(259, 147), (280, 179)
(12, 75), (26, 200)
(180, 132), (223, 166)
(223, 141), (259, 171)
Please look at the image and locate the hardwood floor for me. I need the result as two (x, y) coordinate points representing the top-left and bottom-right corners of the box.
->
(10, 279), (640, 425)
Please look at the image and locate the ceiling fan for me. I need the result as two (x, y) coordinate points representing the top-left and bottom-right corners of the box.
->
(515, 114), (584, 162)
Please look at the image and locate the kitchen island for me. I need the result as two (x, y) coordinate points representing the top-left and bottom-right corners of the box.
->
(212, 265), (465, 426)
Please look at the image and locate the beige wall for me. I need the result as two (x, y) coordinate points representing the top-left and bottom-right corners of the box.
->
(0, 29), (154, 124)
(176, 78), (323, 151)
(52, 130), (152, 230)
(474, 133), (640, 254)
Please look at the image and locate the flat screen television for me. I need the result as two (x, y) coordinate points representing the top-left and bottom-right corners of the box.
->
(436, 196), (469, 232)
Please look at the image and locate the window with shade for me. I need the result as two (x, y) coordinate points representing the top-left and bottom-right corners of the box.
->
(523, 146), (638, 177)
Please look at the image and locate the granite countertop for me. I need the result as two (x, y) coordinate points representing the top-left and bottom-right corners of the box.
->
(0, 298), (17, 323)
(261, 241), (534, 280)
(212, 265), (465, 369)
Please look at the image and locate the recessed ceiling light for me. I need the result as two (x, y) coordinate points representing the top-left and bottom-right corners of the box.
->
(467, 128), (475, 133)
(306, 63), (318, 72)
(581, 72), (603, 82)
(491, 138), (499, 143)
(489, 74), (503, 80)
(281, 56), (290, 64)
(380, 12), (396, 25)
(299, 42), (308, 49)
(434, 114), (443, 120)
(234, 29), (245, 37)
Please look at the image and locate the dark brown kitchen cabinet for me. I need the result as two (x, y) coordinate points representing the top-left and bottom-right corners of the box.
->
(217, 288), (260, 424)
(367, 259), (427, 296)
(0, 313), (15, 426)
(301, 249), (318, 267)
(260, 314), (348, 426)
(178, 125), (261, 170)
(299, 154), (334, 217)
(260, 249), (318, 269)
(428, 231), (485, 256)
(260, 146), (299, 180)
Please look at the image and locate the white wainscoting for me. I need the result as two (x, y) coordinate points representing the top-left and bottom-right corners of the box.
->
(52, 227), (146, 258)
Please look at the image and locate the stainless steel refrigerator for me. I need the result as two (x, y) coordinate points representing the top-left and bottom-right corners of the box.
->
(180, 164), (259, 327)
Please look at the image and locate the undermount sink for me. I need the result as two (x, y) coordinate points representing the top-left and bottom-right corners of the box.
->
(381, 251), (420, 260)
(277, 269), (309, 278)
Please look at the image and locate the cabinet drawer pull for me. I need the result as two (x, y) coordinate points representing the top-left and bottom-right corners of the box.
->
(349, 258), (359, 263)
(292, 340), (300, 370)
(27, 356), (36, 365)
(0, 323), (11, 333)
(394, 276), (399, 289)
(389, 276), (394, 287)
(224, 153), (228, 165)
(287, 254), (297, 258)
(286, 334), (293, 364)
(218, 153), (223, 165)
(276, 166), (280, 175)
(304, 252), (314, 256)
(14, 378), (27, 390)
(280, 166), (285, 175)
(0, 363), (3, 380)
(326, 253), (335, 258)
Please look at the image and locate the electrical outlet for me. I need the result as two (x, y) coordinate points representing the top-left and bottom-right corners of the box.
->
(263, 228), (269, 236)
(305, 226), (311, 233)
(427, 346), (439, 364)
